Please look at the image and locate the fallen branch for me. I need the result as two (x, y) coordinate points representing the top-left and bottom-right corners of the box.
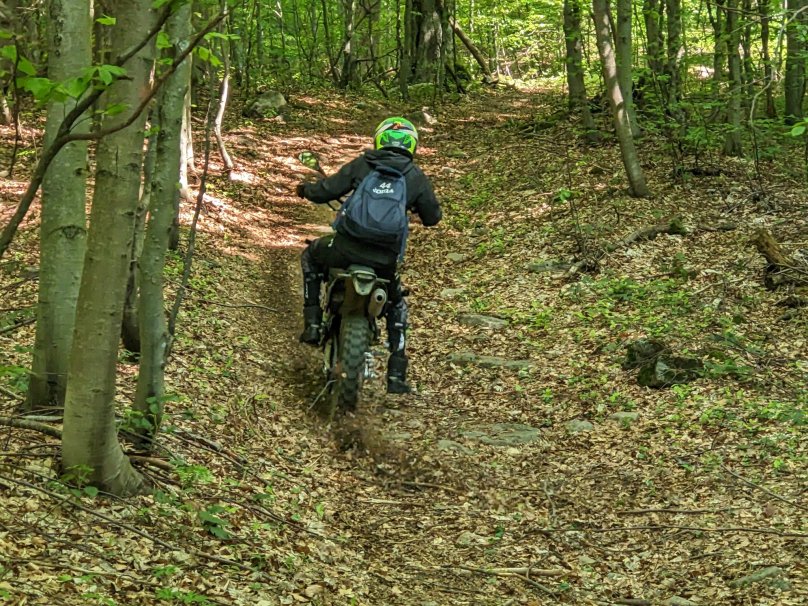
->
(0, 317), (35, 335)
(447, 565), (559, 594)
(751, 229), (808, 290)
(0, 385), (25, 402)
(722, 465), (807, 512)
(0, 415), (61, 438)
(619, 507), (736, 515)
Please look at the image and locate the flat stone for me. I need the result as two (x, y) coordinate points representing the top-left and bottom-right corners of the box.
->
(447, 252), (467, 263)
(441, 288), (464, 299)
(456, 531), (487, 546)
(458, 314), (509, 329)
(527, 260), (573, 273)
(609, 411), (640, 424)
(566, 419), (594, 434)
(436, 439), (473, 455)
(384, 432), (412, 442)
(729, 566), (785, 589)
(448, 352), (532, 370)
(460, 423), (541, 446)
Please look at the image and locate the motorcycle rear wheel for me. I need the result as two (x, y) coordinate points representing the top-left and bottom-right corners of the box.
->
(328, 314), (370, 416)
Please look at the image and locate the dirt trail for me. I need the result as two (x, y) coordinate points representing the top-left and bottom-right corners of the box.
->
(1, 89), (804, 606)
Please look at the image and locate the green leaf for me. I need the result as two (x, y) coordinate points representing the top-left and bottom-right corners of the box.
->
(790, 124), (806, 137)
(151, 0), (173, 7)
(103, 103), (128, 117)
(0, 45), (17, 62)
(96, 15), (116, 25)
(63, 76), (90, 99)
(20, 77), (54, 101)
(83, 486), (99, 498)
(17, 57), (36, 76)
(156, 31), (171, 50)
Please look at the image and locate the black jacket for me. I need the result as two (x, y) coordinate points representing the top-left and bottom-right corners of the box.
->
(301, 148), (442, 267)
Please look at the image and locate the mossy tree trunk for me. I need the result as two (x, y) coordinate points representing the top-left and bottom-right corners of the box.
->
(26, 0), (91, 410)
(133, 1), (192, 449)
(62, 0), (157, 496)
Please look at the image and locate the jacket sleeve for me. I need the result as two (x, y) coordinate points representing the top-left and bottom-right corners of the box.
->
(301, 157), (365, 204)
(412, 172), (442, 226)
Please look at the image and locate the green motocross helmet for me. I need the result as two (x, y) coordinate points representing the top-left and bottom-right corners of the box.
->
(374, 117), (418, 155)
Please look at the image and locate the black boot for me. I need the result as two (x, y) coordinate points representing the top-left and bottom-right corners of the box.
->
(299, 305), (322, 345)
(387, 354), (411, 394)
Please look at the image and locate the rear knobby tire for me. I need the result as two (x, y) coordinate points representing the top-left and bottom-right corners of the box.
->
(329, 314), (370, 415)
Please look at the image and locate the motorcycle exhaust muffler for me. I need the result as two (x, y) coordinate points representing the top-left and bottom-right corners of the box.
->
(367, 288), (387, 317)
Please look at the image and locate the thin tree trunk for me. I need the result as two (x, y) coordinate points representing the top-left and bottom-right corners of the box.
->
(61, 0), (157, 496)
(563, 0), (597, 137)
(643, 0), (664, 75)
(592, 0), (650, 197)
(665, 0), (683, 103)
(173, 86), (194, 250)
(338, 0), (356, 87)
(121, 125), (157, 354)
(709, 0), (726, 94)
(785, 0), (806, 123)
(214, 28), (235, 178)
(449, 16), (491, 78)
(759, 0), (776, 118)
(723, 0), (744, 155)
(616, 0), (640, 137)
(133, 0), (192, 449)
(26, 0), (91, 410)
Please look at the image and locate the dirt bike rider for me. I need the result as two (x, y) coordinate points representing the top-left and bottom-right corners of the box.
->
(295, 117), (442, 394)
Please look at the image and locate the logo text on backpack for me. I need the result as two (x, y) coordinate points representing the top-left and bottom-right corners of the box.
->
(373, 182), (394, 194)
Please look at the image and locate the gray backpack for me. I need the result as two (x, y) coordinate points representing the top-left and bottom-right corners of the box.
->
(333, 164), (409, 259)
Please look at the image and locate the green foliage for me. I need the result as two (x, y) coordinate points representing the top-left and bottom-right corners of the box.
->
(197, 504), (232, 539)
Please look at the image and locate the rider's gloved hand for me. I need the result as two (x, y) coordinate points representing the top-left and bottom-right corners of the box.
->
(295, 183), (306, 198)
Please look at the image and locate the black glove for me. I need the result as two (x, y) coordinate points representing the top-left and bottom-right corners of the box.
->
(295, 183), (306, 198)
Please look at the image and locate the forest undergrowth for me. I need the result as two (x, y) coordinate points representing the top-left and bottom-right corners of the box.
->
(0, 87), (806, 606)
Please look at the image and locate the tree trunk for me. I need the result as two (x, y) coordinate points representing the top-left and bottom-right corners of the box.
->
(449, 16), (491, 78)
(642, 0), (664, 75)
(399, 0), (412, 97)
(173, 86), (194, 250)
(338, 0), (356, 87)
(120, 128), (157, 354)
(61, 0), (157, 496)
(615, 0), (640, 137)
(759, 0), (776, 118)
(214, 27), (235, 178)
(741, 0), (754, 110)
(723, 0), (744, 156)
(562, 0), (597, 136)
(592, 0), (650, 197)
(133, 0), (192, 449)
(26, 0), (92, 410)
(785, 0), (806, 123)
(665, 0), (683, 104)
(709, 0), (726, 94)
(413, 0), (443, 82)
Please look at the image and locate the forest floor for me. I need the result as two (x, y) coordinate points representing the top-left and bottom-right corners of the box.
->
(0, 87), (806, 606)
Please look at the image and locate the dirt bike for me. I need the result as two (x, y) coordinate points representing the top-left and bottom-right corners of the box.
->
(297, 151), (391, 417)
(316, 265), (389, 417)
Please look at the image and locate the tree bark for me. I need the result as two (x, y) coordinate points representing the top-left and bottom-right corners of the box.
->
(413, 0), (443, 82)
(615, 0), (639, 137)
(133, 1), (192, 449)
(214, 26), (235, 178)
(399, 0), (412, 97)
(785, 0), (806, 123)
(26, 0), (91, 410)
(642, 0), (665, 75)
(759, 0), (776, 118)
(665, 0), (683, 104)
(563, 0), (597, 136)
(61, 0), (157, 496)
(450, 16), (491, 78)
(338, 0), (356, 87)
(723, 0), (744, 156)
(592, 0), (650, 197)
